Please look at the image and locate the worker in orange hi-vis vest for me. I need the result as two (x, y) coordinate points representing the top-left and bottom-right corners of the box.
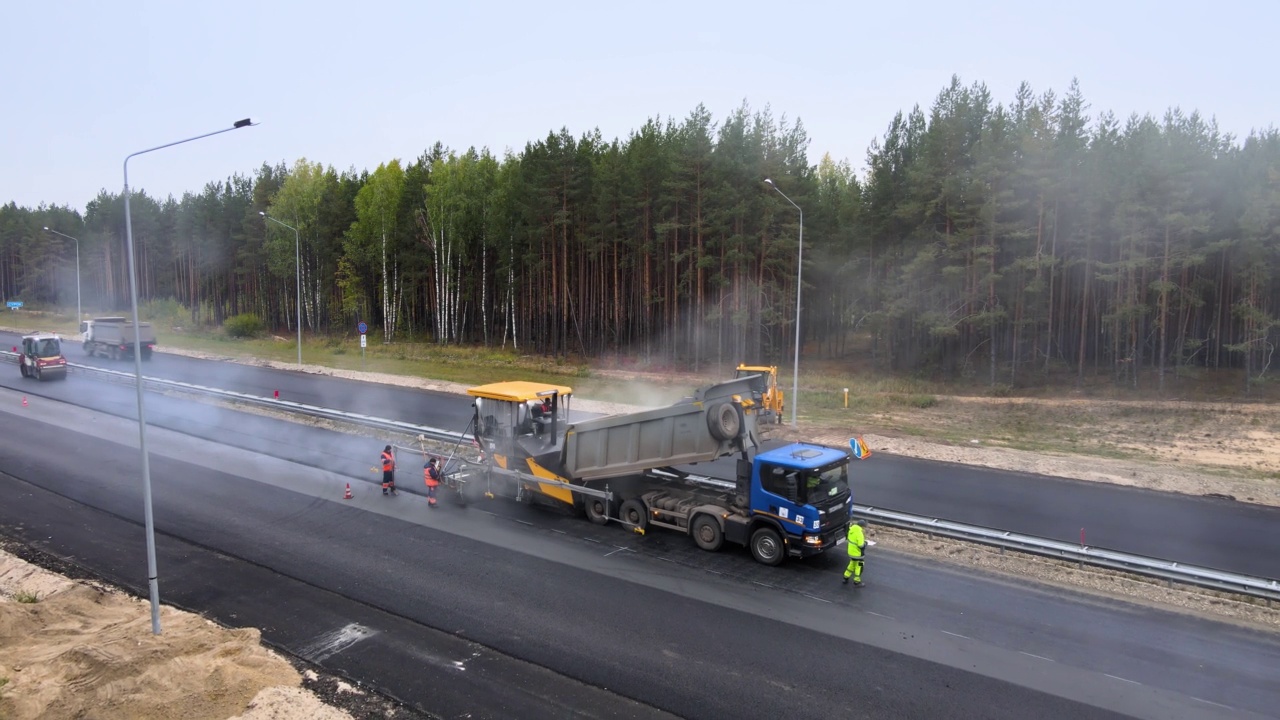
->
(380, 445), (397, 496)
(424, 456), (442, 507)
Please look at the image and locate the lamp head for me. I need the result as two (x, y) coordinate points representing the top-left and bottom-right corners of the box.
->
(43, 226), (50, 231)
(764, 178), (774, 185)
(234, 118), (254, 129)
(259, 211), (266, 217)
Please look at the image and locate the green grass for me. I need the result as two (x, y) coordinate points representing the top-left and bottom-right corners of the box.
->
(12, 589), (41, 603)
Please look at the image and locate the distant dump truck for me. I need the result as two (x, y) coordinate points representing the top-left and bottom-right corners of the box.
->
(81, 317), (157, 360)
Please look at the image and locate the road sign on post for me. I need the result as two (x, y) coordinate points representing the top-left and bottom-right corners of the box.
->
(357, 321), (368, 334)
(6, 301), (22, 310)
(360, 334), (367, 348)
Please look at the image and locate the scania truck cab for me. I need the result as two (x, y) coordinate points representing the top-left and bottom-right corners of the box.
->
(744, 443), (852, 562)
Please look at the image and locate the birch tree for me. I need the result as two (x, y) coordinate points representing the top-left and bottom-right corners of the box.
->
(348, 161), (406, 341)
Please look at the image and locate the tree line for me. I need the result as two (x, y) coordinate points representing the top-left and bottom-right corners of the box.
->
(3, 76), (1278, 391)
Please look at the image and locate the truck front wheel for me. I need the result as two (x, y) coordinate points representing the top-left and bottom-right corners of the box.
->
(692, 515), (723, 552)
(749, 527), (785, 566)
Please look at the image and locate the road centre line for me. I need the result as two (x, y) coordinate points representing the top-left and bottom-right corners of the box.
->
(941, 630), (968, 639)
(1104, 674), (1140, 685)
(1191, 697), (1234, 710)
(1019, 651), (1054, 662)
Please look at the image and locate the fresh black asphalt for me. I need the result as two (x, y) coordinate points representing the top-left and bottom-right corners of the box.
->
(0, 414), (1135, 720)
(2, 389), (1277, 718)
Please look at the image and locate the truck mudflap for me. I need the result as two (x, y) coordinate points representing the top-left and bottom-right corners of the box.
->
(722, 514), (752, 547)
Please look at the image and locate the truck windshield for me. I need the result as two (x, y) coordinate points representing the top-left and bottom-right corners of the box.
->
(801, 464), (848, 505)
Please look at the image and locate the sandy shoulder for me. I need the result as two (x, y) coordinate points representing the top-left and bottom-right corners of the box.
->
(0, 549), (349, 720)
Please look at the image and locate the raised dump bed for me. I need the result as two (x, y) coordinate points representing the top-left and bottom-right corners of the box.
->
(561, 376), (759, 480)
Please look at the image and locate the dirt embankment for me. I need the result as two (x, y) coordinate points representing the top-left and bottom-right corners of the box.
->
(0, 549), (353, 720)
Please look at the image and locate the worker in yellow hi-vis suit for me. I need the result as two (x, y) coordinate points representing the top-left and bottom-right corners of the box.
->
(843, 520), (866, 586)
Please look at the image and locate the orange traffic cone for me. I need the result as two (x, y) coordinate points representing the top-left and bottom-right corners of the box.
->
(22, 396), (28, 408)
(343, 483), (353, 500)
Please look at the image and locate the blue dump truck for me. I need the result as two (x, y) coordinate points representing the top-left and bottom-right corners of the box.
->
(463, 376), (852, 565)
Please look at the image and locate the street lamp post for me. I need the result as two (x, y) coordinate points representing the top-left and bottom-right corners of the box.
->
(259, 212), (302, 366)
(42, 227), (81, 324)
(764, 178), (802, 428)
(123, 118), (256, 634)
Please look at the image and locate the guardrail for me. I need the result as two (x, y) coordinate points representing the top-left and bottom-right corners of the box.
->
(1, 350), (465, 445)
(857, 505), (1280, 604)
(8, 349), (1279, 604)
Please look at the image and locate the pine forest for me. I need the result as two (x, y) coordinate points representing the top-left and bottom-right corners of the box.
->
(3, 77), (1279, 393)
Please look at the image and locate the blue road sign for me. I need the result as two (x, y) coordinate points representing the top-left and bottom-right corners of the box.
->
(6, 301), (22, 309)
(357, 321), (368, 334)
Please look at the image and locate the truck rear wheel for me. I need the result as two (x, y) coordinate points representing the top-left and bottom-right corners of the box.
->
(619, 499), (648, 532)
(583, 496), (611, 525)
(749, 527), (785, 566)
(692, 515), (723, 552)
(19, 362), (28, 378)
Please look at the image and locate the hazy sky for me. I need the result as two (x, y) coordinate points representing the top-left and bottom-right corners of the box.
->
(4, 0), (1276, 213)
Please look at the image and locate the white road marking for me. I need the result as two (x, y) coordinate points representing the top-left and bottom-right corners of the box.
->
(1104, 674), (1140, 685)
(941, 631), (968, 639)
(1190, 697), (1234, 710)
(802, 594), (832, 604)
(603, 546), (635, 557)
(1019, 651), (1054, 662)
(865, 611), (894, 620)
